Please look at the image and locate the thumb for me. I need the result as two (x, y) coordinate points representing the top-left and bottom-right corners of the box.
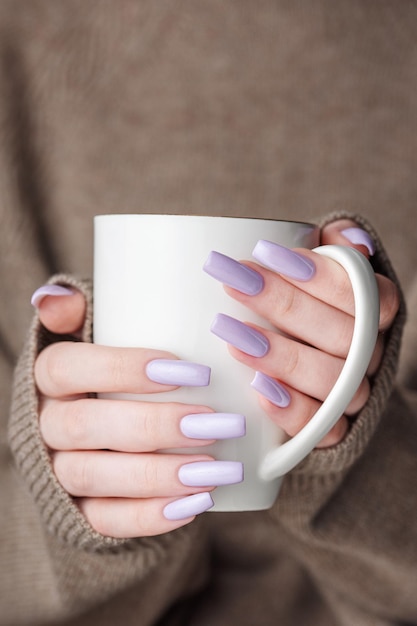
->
(320, 219), (375, 259)
(31, 285), (87, 334)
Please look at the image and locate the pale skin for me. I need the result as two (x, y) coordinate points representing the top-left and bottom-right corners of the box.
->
(34, 219), (400, 538)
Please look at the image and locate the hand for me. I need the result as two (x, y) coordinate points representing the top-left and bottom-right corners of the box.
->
(204, 219), (400, 447)
(33, 288), (244, 538)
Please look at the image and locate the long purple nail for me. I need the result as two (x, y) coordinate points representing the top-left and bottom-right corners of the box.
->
(163, 492), (214, 521)
(179, 461), (243, 487)
(180, 412), (246, 439)
(203, 251), (264, 295)
(251, 372), (291, 407)
(210, 313), (270, 357)
(341, 228), (375, 256)
(252, 240), (315, 281)
(146, 360), (211, 387)
(31, 284), (74, 308)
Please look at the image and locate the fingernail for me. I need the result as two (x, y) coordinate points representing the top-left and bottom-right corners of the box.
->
(203, 251), (264, 295)
(31, 284), (74, 308)
(178, 461), (244, 487)
(210, 313), (270, 357)
(252, 240), (315, 281)
(341, 227), (375, 256)
(251, 372), (291, 407)
(163, 492), (214, 521)
(180, 412), (246, 439)
(146, 359), (211, 387)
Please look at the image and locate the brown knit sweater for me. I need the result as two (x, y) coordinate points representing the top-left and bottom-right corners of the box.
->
(1, 2), (417, 625)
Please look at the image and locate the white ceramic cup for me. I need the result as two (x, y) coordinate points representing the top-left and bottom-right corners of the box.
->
(93, 215), (379, 511)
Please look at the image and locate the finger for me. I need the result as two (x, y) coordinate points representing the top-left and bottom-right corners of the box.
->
(254, 382), (350, 448)
(251, 239), (357, 315)
(78, 492), (214, 538)
(253, 229), (398, 326)
(211, 311), (383, 378)
(224, 269), (354, 357)
(34, 342), (210, 397)
(52, 451), (242, 498)
(375, 275), (401, 331)
(320, 219), (375, 258)
(225, 258), (399, 342)
(40, 398), (245, 452)
(367, 334), (385, 376)
(321, 219), (400, 329)
(204, 246), (356, 323)
(216, 316), (369, 412)
(31, 285), (87, 334)
(284, 259), (400, 332)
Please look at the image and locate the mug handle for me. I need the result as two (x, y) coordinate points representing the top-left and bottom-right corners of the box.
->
(258, 245), (380, 481)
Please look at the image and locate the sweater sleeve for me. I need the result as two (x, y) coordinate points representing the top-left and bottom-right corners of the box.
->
(269, 213), (417, 625)
(5, 274), (209, 625)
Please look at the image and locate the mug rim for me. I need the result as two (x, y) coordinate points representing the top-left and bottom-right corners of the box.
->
(94, 214), (317, 229)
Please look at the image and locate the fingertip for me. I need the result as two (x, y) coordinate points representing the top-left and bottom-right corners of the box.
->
(340, 227), (375, 257)
(163, 492), (214, 521)
(321, 220), (375, 258)
(32, 285), (86, 334)
(315, 415), (349, 448)
(31, 284), (75, 308)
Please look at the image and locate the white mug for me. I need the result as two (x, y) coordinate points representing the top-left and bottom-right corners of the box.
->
(93, 215), (379, 511)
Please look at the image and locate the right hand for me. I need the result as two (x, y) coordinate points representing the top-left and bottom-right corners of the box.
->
(33, 287), (244, 538)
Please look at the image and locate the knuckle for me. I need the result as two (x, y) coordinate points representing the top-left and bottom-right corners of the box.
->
(85, 500), (161, 539)
(139, 458), (160, 496)
(139, 409), (161, 450)
(272, 284), (297, 317)
(83, 502), (112, 537)
(40, 400), (91, 451)
(283, 404), (311, 437)
(329, 270), (354, 311)
(281, 341), (300, 378)
(367, 335), (385, 375)
(79, 499), (108, 536)
(38, 400), (54, 445)
(55, 453), (94, 496)
(333, 315), (354, 358)
(379, 278), (400, 330)
(320, 418), (348, 447)
(123, 455), (157, 497)
(108, 350), (131, 388)
(35, 343), (72, 397)
(345, 377), (370, 416)
(132, 502), (154, 536)
(65, 403), (90, 448)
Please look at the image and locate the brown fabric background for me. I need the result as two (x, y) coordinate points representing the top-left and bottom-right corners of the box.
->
(1, 2), (417, 624)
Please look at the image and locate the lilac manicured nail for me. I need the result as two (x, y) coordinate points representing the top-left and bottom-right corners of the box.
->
(180, 412), (246, 439)
(210, 313), (270, 357)
(178, 461), (244, 487)
(31, 284), (74, 308)
(252, 240), (316, 281)
(341, 227), (375, 256)
(163, 492), (214, 521)
(203, 251), (264, 295)
(146, 359), (211, 387)
(251, 372), (291, 407)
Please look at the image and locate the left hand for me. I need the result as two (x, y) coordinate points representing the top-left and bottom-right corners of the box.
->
(207, 219), (400, 447)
